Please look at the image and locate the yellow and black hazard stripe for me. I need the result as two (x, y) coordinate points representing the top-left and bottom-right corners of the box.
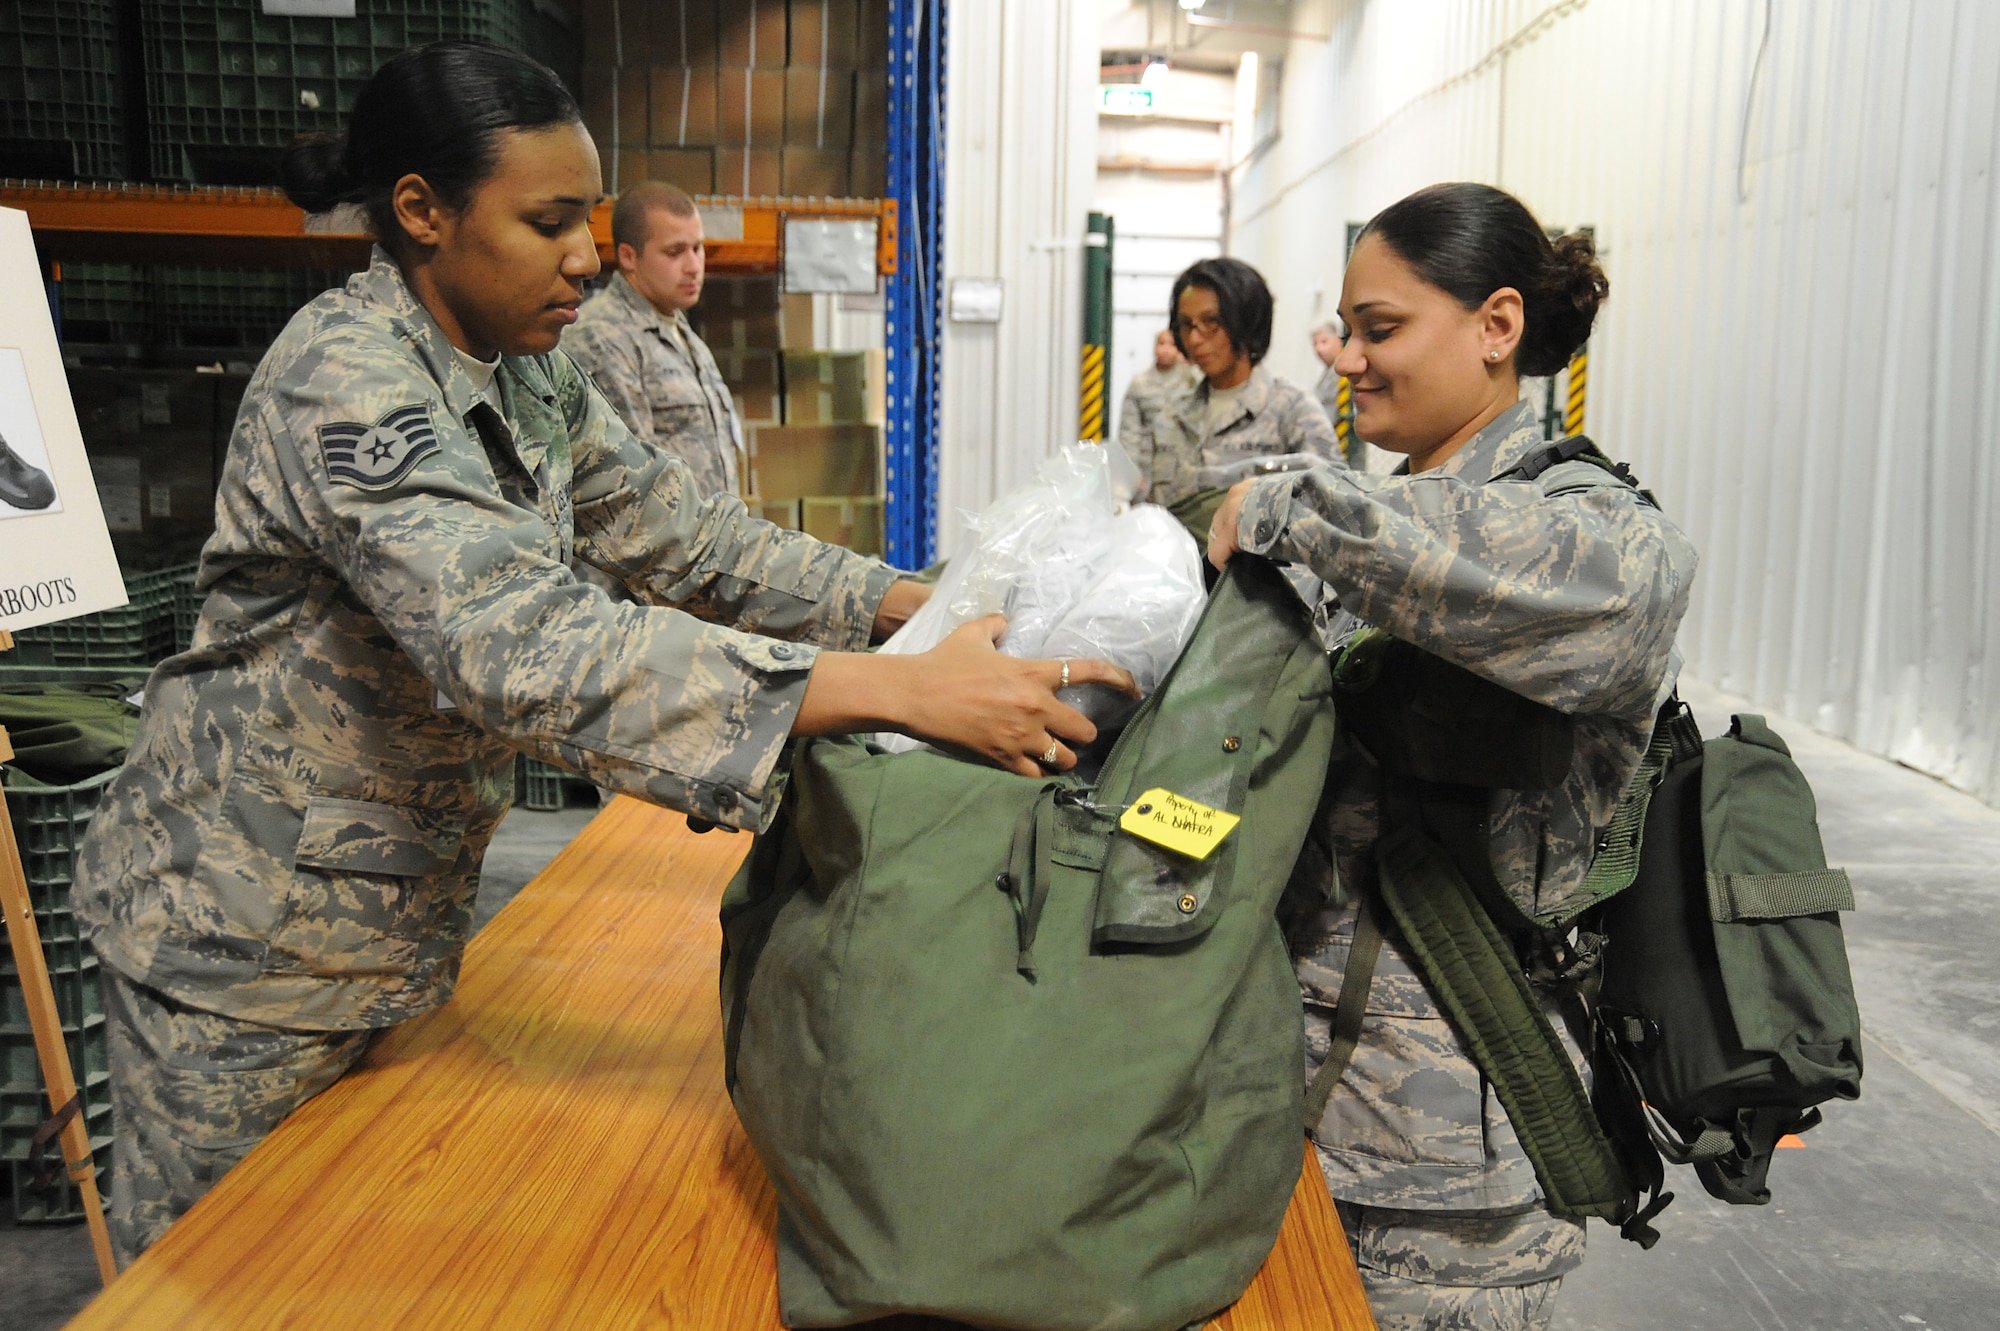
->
(1079, 343), (1107, 441)
(1563, 344), (1588, 437)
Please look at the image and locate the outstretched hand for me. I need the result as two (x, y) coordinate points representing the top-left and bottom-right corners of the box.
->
(904, 616), (1139, 775)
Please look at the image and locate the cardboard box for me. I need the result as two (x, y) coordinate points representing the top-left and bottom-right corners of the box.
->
(650, 66), (718, 147)
(800, 495), (884, 556)
(863, 347), (886, 424)
(784, 67), (855, 149)
(781, 147), (850, 197)
(698, 276), (784, 347)
(718, 68), (788, 149)
(782, 292), (817, 349)
(849, 147), (886, 198)
(649, 0), (719, 65)
(855, 0), (890, 68)
(714, 147), (783, 197)
(789, 0), (861, 67)
(615, 150), (651, 195)
(647, 147), (715, 196)
(750, 497), (802, 529)
(712, 347), (782, 422)
(783, 351), (868, 425)
(717, 0), (788, 68)
(748, 424), (879, 500)
(852, 67), (886, 147)
(706, 275), (784, 314)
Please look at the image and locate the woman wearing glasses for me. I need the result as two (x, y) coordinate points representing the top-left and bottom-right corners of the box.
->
(1135, 257), (1343, 538)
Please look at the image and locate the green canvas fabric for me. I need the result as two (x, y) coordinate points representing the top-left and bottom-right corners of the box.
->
(721, 556), (1337, 1331)
(0, 681), (146, 786)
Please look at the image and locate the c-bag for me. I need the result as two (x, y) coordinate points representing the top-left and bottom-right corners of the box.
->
(720, 556), (1337, 1331)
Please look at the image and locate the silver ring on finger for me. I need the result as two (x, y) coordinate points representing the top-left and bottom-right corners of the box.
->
(1059, 659), (1070, 689)
(1040, 739), (1060, 766)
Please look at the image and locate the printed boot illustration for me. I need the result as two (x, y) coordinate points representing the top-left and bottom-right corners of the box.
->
(0, 428), (56, 511)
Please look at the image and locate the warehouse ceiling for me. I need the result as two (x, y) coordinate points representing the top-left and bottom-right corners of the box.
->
(1100, 0), (1326, 75)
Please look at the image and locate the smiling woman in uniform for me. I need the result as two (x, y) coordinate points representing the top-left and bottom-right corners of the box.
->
(1210, 182), (1697, 1330)
(71, 41), (1132, 1266)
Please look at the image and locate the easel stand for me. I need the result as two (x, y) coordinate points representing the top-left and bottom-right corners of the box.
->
(0, 629), (118, 1284)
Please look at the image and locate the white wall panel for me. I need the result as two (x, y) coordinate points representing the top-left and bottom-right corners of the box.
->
(1228, 0), (2000, 804)
(938, 0), (1098, 554)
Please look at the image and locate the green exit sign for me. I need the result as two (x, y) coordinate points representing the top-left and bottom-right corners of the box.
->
(1099, 86), (1156, 116)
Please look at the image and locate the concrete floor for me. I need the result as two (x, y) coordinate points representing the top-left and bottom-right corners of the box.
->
(8, 680), (2000, 1329)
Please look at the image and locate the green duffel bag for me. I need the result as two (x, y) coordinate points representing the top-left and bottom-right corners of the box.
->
(721, 556), (1338, 1331)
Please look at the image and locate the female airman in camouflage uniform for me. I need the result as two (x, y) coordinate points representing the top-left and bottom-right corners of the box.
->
(1211, 183), (1698, 1329)
(1135, 257), (1342, 523)
(73, 42), (1131, 1265)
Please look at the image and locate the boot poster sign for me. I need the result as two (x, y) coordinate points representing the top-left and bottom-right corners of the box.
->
(0, 208), (125, 633)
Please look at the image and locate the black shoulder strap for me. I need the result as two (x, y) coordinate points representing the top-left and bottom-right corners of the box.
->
(1496, 434), (1658, 508)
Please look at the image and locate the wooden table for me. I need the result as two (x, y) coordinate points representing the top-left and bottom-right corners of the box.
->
(66, 797), (1375, 1330)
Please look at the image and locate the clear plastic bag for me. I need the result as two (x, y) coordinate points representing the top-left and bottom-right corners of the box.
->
(1042, 505), (1205, 731)
(1194, 451), (1326, 490)
(873, 443), (1207, 753)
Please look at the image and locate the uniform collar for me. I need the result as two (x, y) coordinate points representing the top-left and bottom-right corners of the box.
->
(1192, 362), (1273, 423)
(607, 271), (689, 338)
(1399, 399), (1544, 483)
(352, 244), (563, 480)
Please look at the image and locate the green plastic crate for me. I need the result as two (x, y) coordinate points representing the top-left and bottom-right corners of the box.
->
(2, 766), (118, 919)
(0, 957), (104, 1031)
(154, 265), (344, 350)
(0, 1019), (107, 1097)
(173, 567), (204, 653)
(140, 0), (559, 185)
(0, 0), (127, 181)
(58, 263), (155, 345)
(6, 1129), (111, 1224)
(11, 562), (197, 666)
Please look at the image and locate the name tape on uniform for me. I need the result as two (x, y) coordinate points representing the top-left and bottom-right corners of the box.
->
(1119, 788), (1240, 860)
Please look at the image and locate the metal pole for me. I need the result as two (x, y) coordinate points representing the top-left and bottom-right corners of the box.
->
(1078, 212), (1113, 442)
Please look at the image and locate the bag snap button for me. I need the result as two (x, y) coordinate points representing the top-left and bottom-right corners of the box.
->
(1222, 736), (1241, 752)
(1178, 893), (1198, 913)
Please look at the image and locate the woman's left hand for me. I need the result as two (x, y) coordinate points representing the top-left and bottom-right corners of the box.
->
(871, 578), (934, 642)
(1207, 479), (1256, 570)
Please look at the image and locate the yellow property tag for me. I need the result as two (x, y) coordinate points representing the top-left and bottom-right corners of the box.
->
(1119, 788), (1241, 860)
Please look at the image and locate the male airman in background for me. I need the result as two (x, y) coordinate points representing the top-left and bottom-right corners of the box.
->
(564, 181), (742, 496)
(1115, 327), (1195, 464)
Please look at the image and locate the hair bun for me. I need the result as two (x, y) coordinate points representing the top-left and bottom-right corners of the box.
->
(279, 131), (354, 214)
(1550, 231), (1609, 322)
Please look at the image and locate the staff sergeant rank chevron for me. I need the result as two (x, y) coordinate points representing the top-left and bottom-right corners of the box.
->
(318, 403), (441, 490)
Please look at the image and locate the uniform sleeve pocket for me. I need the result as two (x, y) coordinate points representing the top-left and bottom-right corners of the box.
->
(292, 796), (465, 877)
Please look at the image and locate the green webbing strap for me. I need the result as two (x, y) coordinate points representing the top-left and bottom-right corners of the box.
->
(1301, 891), (1384, 1130)
(1375, 824), (1636, 1222)
(999, 785), (1063, 979)
(1573, 703), (1697, 911)
(1706, 869), (1855, 921)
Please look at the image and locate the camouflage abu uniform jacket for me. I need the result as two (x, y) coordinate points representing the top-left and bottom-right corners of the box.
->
(561, 271), (742, 497)
(1236, 400), (1697, 1211)
(74, 248), (898, 1031)
(1138, 364), (1342, 508)
(1114, 362), (1194, 462)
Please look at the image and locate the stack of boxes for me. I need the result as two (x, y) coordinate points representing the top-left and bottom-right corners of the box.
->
(692, 275), (885, 556)
(581, 0), (888, 199)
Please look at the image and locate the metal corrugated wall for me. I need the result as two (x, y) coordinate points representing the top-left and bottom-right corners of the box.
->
(1230, 0), (2000, 805)
(937, 0), (1098, 556)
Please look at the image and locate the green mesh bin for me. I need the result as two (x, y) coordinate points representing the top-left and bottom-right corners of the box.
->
(140, 0), (565, 185)
(11, 563), (196, 666)
(0, 1), (127, 181)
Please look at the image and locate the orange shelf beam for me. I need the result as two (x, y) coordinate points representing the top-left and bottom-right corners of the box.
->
(1, 181), (897, 277)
